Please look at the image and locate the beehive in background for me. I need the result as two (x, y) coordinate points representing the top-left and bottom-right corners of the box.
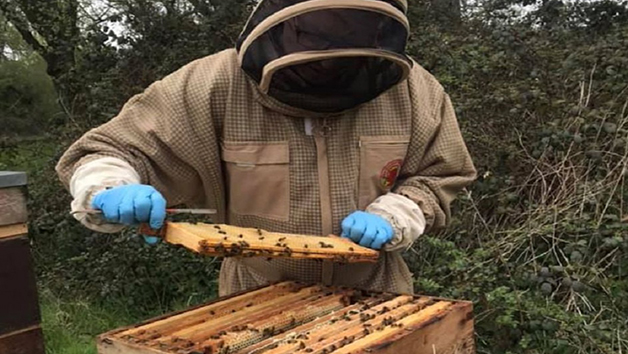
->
(0, 172), (45, 354)
(97, 281), (475, 354)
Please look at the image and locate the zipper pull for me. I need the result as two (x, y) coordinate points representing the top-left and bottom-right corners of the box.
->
(314, 118), (332, 137)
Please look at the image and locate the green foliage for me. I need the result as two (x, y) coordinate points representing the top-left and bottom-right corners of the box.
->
(402, 2), (628, 352)
(0, 57), (60, 136)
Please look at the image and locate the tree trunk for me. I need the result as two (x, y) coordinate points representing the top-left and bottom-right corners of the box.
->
(0, 0), (79, 85)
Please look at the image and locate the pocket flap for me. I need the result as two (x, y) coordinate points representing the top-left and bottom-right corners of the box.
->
(221, 141), (290, 165)
(359, 135), (411, 145)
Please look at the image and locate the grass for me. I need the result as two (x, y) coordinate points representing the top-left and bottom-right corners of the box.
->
(39, 288), (141, 354)
(38, 286), (218, 354)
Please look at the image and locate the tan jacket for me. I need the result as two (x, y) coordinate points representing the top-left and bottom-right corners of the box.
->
(56, 49), (476, 296)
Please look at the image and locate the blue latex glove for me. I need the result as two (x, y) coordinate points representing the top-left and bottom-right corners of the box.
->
(341, 211), (394, 250)
(91, 184), (166, 244)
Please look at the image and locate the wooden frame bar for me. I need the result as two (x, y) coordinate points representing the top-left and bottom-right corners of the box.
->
(140, 222), (380, 263)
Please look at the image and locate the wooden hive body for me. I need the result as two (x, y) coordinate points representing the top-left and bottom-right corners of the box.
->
(97, 282), (475, 354)
(0, 172), (45, 354)
(143, 222), (380, 263)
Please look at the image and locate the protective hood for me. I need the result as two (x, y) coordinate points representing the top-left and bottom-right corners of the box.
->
(235, 0), (413, 113)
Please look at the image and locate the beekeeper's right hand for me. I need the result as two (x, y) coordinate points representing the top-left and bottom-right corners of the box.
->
(91, 184), (166, 231)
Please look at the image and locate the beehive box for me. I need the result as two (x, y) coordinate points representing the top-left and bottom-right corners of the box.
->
(139, 222), (380, 263)
(97, 281), (475, 354)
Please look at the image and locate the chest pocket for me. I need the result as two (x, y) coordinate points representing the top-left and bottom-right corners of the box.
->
(221, 141), (290, 221)
(358, 136), (410, 210)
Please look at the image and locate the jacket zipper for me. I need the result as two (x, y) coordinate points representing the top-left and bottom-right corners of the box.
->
(312, 118), (334, 286)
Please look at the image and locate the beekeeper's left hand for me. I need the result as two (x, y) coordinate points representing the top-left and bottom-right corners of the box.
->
(341, 211), (394, 250)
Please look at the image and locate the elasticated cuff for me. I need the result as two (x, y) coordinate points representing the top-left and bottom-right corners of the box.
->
(69, 156), (141, 233)
(366, 192), (426, 252)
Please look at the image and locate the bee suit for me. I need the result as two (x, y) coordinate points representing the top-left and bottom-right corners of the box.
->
(56, 0), (477, 296)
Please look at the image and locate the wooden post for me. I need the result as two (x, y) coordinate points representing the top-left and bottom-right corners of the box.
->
(0, 171), (45, 354)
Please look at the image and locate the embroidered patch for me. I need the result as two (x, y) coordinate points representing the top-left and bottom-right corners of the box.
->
(379, 159), (403, 190)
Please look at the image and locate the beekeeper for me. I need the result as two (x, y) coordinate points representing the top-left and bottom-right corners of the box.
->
(56, 0), (477, 296)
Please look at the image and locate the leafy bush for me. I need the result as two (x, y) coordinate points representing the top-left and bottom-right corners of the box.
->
(402, 1), (628, 352)
(0, 57), (61, 136)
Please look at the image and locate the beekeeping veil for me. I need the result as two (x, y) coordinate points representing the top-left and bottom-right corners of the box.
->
(235, 0), (412, 113)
